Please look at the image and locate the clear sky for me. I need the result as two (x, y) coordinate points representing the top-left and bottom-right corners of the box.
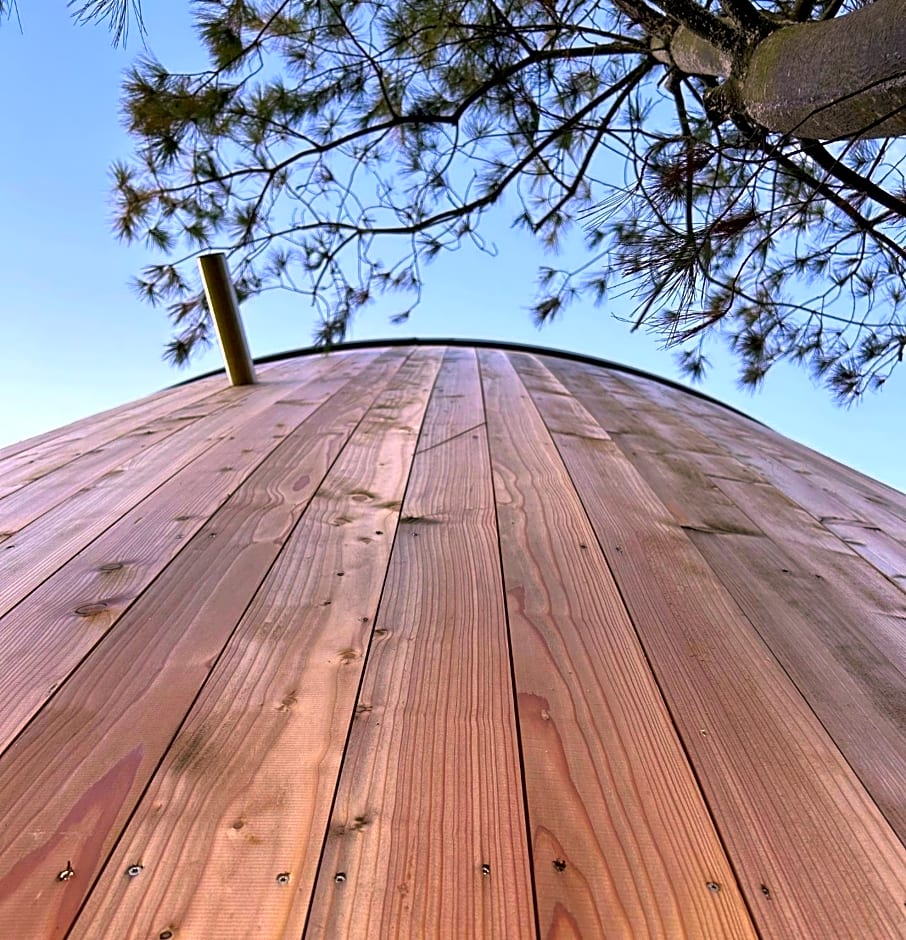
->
(1, 1), (903, 492)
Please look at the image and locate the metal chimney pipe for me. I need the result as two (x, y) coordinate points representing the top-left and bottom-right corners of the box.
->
(198, 252), (257, 386)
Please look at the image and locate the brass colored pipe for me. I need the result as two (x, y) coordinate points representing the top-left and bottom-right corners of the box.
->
(198, 253), (257, 386)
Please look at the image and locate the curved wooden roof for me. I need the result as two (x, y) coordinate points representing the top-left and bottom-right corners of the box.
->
(1, 342), (905, 939)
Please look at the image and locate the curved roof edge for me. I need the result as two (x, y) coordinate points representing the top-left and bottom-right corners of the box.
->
(171, 337), (764, 426)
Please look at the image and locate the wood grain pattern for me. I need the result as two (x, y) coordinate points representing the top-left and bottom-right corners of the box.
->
(547, 359), (906, 846)
(0, 367), (324, 619)
(0, 390), (240, 534)
(606, 371), (906, 664)
(0, 355), (298, 477)
(0, 358), (305, 506)
(480, 350), (755, 939)
(615, 370), (906, 550)
(0, 352), (379, 753)
(68, 348), (443, 940)
(307, 347), (536, 939)
(0, 350), (408, 940)
(0, 372), (225, 482)
(1, 342), (905, 939)
(521, 354), (906, 940)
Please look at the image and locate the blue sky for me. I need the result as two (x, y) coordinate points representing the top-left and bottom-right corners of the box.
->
(1, 2), (903, 492)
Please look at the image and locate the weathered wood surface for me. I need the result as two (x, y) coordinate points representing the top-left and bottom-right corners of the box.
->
(1, 343), (904, 939)
(545, 359), (906, 847)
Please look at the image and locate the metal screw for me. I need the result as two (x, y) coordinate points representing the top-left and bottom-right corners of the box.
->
(58, 861), (75, 882)
(481, 864), (491, 877)
(334, 872), (347, 884)
(706, 881), (721, 893)
(159, 931), (174, 940)
(276, 872), (291, 885)
(553, 859), (567, 872)
(127, 864), (143, 877)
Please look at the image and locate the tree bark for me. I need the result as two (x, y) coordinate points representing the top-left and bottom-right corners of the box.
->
(743, 0), (906, 139)
(659, 0), (906, 140)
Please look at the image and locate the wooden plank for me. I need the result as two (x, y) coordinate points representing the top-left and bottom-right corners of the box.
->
(548, 366), (906, 843)
(0, 373), (231, 496)
(306, 348), (535, 939)
(0, 350), (410, 940)
(0, 351), (382, 751)
(68, 348), (444, 940)
(477, 350), (755, 939)
(822, 519), (906, 580)
(617, 369), (906, 537)
(0, 391), (244, 534)
(550, 361), (906, 825)
(0, 363), (336, 619)
(0, 372), (223, 466)
(711, 478), (906, 678)
(516, 357), (906, 940)
(543, 367), (764, 487)
(554, 358), (906, 604)
(0, 357), (301, 498)
(686, 529), (906, 841)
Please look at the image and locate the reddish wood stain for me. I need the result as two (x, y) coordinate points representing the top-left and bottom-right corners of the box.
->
(0, 344), (903, 939)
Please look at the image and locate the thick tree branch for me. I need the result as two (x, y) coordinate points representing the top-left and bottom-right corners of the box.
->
(790, 0), (818, 21)
(720, 0), (771, 38)
(800, 139), (906, 218)
(652, 0), (740, 52)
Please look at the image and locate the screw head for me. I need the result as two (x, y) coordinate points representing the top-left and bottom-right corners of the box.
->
(706, 881), (721, 893)
(334, 872), (347, 884)
(159, 931), (174, 940)
(127, 864), (143, 878)
(480, 864), (491, 877)
(553, 858), (567, 872)
(57, 863), (75, 882)
(276, 872), (291, 885)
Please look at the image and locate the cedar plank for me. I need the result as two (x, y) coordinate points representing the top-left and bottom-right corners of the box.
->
(0, 350), (409, 940)
(0, 357), (303, 499)
(480, 351), (755, 939)
(687, 528), (906, 840)
(0, 352), (380, 752)
(68, 349), (444, 940)
(0, 391), (244, 533)
(307, 347), (535, 939)
(822, 519), (906, 579)
(713, 478), (906, 678)
(521, 362), (906, 939)
(0, 366), (323, 618)
(548, 359), (906, 839)
(0, 373), (224, 478)
(620, 370), (906, 536)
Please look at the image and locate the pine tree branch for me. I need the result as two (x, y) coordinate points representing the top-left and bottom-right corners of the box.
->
(819, 0), (846, 20)
(761, 141), (906, 261)
(653, 0), (740, 52)
(719, 0), (771, 37)
(800, 139), (906, 218)
(790, 0), (819, 21)
(610, 0), (669, 34)
(534, 62), (654, 230)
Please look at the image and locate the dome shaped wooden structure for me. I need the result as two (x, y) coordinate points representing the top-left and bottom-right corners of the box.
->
(1, 340), (905, 939)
